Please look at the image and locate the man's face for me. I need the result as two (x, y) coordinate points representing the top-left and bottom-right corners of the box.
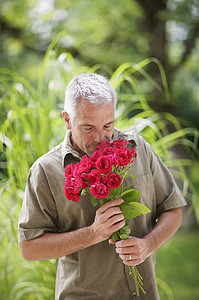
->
(64, 98), (115, 156)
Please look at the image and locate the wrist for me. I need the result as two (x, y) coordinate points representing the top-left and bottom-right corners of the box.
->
(143, 235), (155, 257)
(88, 225), (99, 245)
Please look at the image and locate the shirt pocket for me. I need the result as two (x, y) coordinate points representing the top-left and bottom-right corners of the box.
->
(124, 173), (155, 212)
(125, 174), (157, 238)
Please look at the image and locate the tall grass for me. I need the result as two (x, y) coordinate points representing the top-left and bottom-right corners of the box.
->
(0, 33), (198, 299)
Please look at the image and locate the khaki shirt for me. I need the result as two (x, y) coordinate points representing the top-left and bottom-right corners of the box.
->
(18, 128), (186, 300)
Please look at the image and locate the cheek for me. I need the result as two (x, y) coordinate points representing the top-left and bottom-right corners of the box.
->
(80, 133), (93, 146)
(84, 136), (96, 146)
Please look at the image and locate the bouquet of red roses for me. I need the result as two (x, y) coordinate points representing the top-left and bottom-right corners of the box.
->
(64, 139), (150, 296)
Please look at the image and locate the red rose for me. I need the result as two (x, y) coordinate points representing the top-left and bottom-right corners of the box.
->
(82, 181), (89, 189)
(73, 162), (80, 176)
(65, 163), (75, 178)
(79, 155), (91, 172)
(115, 147), (132, 166)
(100, 147), (114, 157)
(74, 156), (91, 179)
(89, 183), (110, 199)
(90, 150), (101, 168)
(71, 176), (84, 191)
(101, 176), (107, 184)
(96, 156), (113, 174)
(96, 141), (111, 150)
(65, 174), (85, 192)
(64, 177), (73, 188)
(64, 186), (80, 202)
(131, 147), (137, 158)
(87, 169), (102, 185)
(112, 139), (130, 148)
(106, 172), (122, 189)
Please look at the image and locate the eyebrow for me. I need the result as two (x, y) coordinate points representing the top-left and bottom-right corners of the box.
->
(81, 121), (115, 127)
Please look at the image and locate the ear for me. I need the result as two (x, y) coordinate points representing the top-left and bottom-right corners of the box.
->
(62, 112), (72, 130)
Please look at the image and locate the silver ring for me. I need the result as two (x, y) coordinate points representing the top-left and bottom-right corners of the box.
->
(129, 255), (132, 260)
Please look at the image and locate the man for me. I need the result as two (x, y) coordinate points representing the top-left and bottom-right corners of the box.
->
(18, 73), (186, 299)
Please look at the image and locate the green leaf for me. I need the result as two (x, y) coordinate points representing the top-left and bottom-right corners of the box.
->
(128, 202), (151, 215)
(112, 231), (120, 242)
(90, 195), (99, 207)
(120, 233), (129, 240)
(121, 203), (141, 219)
(121, 185), (135, 194)
(80, 189), (87, 196)
(121, 188), (135, 198)
(121, 201), (150, 219)
(119, 224), (131, 236)
(108, 185), (122, 200)
(129, 173), (136, 179)
(122, 190), (141, 203)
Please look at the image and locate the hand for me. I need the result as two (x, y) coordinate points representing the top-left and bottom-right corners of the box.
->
(90, 198), (125, 244)
(110, 236), (150, 266)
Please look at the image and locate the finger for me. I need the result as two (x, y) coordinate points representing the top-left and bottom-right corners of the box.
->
(118, 253), (140, 261)
(108, 239), (116, 245)
(104, 207), (123, 220)
(116, 246), (135, 255)
(97, 198), (124, 214)
(122, 258), (142, 267)
(118, 253), (143, 266)
(111, 219), (126, 232)
(115, 237), (137, 248)
(108, 213), (124, 226)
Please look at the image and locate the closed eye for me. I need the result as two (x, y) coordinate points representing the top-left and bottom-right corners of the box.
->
(83, 126), (93, 131)
(104, 122), (114, 129)
(104, 125), (111, 129)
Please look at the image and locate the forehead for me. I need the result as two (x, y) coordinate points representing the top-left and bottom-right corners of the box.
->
(75, 98), (115, 123)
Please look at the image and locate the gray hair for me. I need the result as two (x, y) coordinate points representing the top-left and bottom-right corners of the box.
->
(64, 73), (117, 122)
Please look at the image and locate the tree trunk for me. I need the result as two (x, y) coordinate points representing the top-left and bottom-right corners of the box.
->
(135, 0), (198, 229)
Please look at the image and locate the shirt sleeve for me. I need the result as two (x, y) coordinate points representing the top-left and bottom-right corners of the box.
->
(141, 137), (187, 217)
(18, 162), (58, 243)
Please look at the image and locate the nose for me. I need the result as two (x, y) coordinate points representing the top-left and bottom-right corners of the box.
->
(94, 130), (105, 144)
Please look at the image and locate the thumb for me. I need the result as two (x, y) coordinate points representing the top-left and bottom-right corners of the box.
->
(108, 239), (116, 245)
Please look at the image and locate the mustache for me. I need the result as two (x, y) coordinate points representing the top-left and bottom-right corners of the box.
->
(90, 136), (113, 148)
(89, 141), (111, 149)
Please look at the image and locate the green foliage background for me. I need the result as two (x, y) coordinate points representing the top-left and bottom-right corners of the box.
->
(0, 0), (199, 299)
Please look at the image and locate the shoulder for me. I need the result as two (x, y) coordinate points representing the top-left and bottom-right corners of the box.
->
(30, 142), (63, 178)
(114, 127), (152, 153)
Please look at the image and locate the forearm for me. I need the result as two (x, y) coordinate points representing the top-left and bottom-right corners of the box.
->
(19, 198), (125, 262)
(143, 207), (182, 256)
(19, 226), (96, 261)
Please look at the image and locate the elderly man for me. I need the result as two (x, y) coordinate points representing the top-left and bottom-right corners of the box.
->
(18, 73), (186, 299)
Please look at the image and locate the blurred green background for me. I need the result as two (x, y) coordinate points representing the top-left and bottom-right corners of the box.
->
(0, 0), (199, 299)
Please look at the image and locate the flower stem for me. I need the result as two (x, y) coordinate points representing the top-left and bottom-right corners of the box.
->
(128, 266), (146, 296)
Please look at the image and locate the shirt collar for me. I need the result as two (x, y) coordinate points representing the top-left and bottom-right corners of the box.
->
(113, 127), (137, 147)
(61, 130), (83, 167)
(61, 128), (136, 167)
